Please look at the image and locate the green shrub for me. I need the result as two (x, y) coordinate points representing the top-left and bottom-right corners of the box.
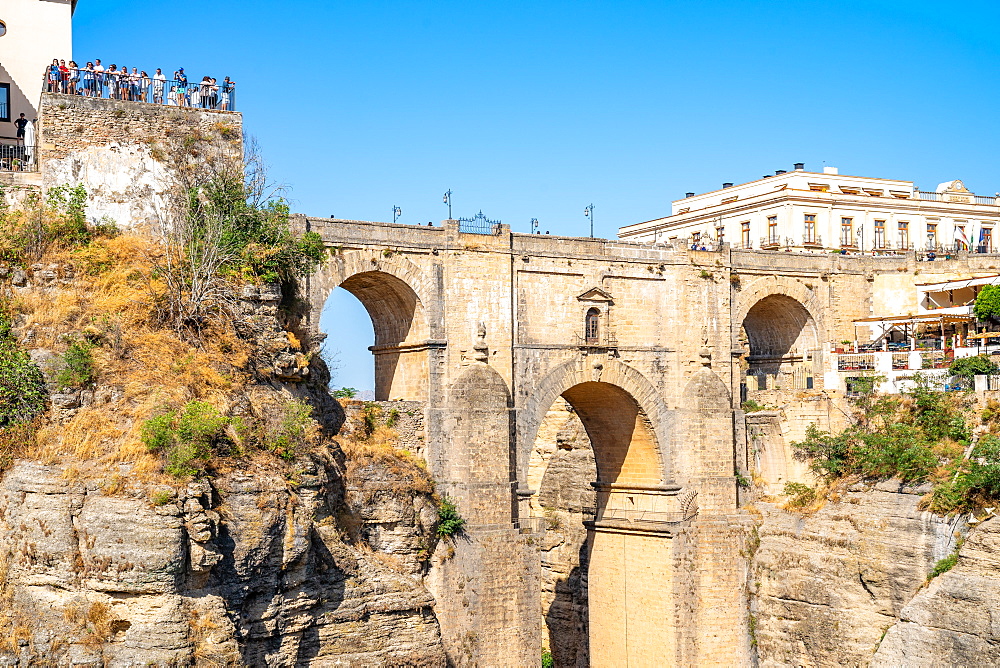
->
(930, 552), (959, 579)
(140, 401), (227, 478)
(974, 285), (1000, 322)
(165, 442), (208, 478)
(386, 408), (400, 429)
(262, 399), (314, 461)
(782, 482), (816, 507)
(362, 402), (381, 437)
(437, 496), (466, 537)
(141, 398), (314, 476)
(0, 313), (46, 428)
(55, 340), (96, 389)
(929, 539), (964, 579)
(142, 410), (177, 452)
(174, 401), (228, 447)
(949, 355), (998, 382)
(150, 490), (174, 506)
(541, 651), (554, 668)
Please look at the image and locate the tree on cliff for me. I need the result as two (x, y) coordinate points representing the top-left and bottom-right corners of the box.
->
(150, 131), (324, 333)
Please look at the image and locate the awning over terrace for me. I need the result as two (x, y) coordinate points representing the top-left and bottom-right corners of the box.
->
(852, 313), (974, 327)
(915, 275), (1000, 292)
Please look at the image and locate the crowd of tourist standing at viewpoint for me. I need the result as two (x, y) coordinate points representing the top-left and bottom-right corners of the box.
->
(45, 58), (236, 110)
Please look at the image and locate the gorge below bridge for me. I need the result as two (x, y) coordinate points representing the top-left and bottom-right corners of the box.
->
(289, 214), (886, 666)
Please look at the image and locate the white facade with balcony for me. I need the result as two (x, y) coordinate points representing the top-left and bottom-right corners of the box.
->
(619, 165), (1000, 254)
(0, 0), (75, 134)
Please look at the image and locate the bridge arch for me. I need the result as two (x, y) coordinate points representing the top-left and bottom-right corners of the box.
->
(312, 251), (439, 400)
(518, 357), (672, 489)
(734, 276), (823, 378)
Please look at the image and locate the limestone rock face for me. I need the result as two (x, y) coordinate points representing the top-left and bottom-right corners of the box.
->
(752, 487), (959, 667)
(872, 515), (1000, 666)
(0, 455), (447, 666)
(527, 398), (597, 667)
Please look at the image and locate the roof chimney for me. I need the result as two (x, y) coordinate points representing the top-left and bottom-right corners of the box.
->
(794, 162), (805, 171)
(722, 182), (733, 188)
(775, 169), (786, 175)
(823, 166), (839, 175)
(685, 192), (695, 198)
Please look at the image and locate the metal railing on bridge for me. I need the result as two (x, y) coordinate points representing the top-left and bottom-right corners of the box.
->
(458, 210), (502, 235)
(44, 69), (237, 111)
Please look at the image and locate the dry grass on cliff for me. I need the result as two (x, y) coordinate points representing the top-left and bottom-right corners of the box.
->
(336, 401), (434, 500)
(7, 231), (253, 480)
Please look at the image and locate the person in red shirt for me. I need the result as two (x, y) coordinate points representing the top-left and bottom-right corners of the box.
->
(58, 60), (69, 93)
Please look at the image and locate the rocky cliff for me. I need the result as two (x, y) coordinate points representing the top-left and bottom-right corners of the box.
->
(0, 444), (447, 666)
(0, 241), (450, 666)
(873, 514), (1000, 666)
(751, 483), (967, 667)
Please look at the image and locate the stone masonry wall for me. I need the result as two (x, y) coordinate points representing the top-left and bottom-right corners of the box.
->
(38, 93), (242, 228)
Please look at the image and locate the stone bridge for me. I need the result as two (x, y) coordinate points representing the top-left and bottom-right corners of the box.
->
(287, 215), (901, 666)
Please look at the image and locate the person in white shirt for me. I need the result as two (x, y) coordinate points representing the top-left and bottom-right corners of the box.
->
(93, 59), (105, 97)
(152, 68), (166, 104)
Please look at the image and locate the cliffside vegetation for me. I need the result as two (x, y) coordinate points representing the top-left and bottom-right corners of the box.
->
(0, 130), (327, 483)
(792, 376), (1000, 513)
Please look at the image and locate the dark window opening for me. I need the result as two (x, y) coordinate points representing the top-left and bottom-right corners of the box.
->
(0, 84), (9, 122)
(585, 308), (599, 344)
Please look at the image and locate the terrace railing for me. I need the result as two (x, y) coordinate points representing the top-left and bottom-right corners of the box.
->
(0, 143), (38, 173)
(44, 70), (236, 111)
(916, 190), (998, 206)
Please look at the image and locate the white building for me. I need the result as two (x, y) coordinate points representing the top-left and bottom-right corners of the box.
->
(619, 164), (1000, 254)
(0, 0), (75, 136)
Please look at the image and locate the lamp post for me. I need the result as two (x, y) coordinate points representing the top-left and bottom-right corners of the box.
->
(443, 190), (453, 220)
(531, 218), (539, 234)
(584, 204), (595, 238)
(392, 205), (401, 224)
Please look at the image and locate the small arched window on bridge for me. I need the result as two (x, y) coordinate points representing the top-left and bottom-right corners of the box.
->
(585, 308), (600, 345)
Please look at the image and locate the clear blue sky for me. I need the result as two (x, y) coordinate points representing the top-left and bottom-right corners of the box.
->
(74, 0), (1000, 392)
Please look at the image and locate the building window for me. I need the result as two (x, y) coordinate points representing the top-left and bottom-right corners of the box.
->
(874, 220), (885, 248)
(741, 221), (750, 248)
(585, 308), (599, 344)
(840, 217), (853, 246)
(716, 225), (725, 245)
(0, 21), (6, 37)
(982, 227), (993, 253)
(926, 223), (937, 250)
(898, 221), (909, 249)
(767, 216), (778, 244)
(0, 84), (8, 123)
(803, 214), (816, 243)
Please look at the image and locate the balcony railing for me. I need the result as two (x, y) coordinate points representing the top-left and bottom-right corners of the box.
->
(0, 143), (37, 173)
(575, 331), (618, 348)
(44, 69), (236, 111)
(583, 503), (698, 525)
(802, 234), (822, 247)
(916, 191), (998, 206)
